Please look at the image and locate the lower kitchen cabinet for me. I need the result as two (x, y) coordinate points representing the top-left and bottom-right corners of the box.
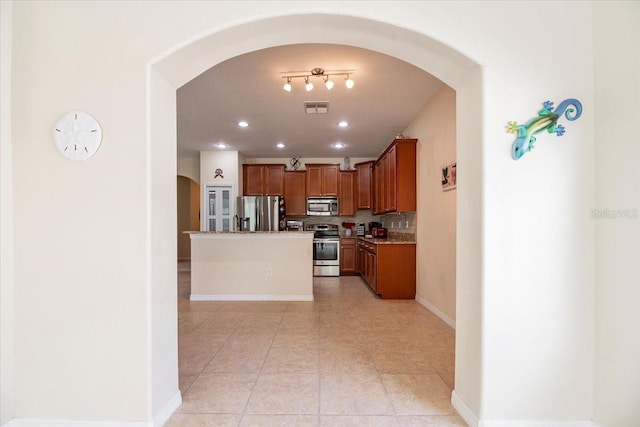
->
(357, 239), (416, 299)
(340, 237), (357, 275)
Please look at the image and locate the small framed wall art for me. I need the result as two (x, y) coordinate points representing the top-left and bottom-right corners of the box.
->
(441, 161), (456, 191)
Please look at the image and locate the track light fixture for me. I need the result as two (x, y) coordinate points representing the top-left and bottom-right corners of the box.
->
(281, 67), (355, 92)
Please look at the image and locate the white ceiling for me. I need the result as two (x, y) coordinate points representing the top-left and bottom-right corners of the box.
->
(177, 43), (444, 160)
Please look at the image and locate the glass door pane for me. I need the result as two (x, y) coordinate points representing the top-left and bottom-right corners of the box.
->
(222, 190), (230, 215)
(221, 189), (231, 231)
(209, 191), (216, 216)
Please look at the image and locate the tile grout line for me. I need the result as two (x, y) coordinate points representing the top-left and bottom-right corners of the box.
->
(237, 304), (282, 421)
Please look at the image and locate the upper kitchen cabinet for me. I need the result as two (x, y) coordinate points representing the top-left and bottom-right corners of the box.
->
(242, 164), (285, 196)
(284, 171), (307, 216)
(338, 170), (356, 216)
(355, 161), (373, 210)
(305, 164), (339, 196)
(373, 139), (417, 214)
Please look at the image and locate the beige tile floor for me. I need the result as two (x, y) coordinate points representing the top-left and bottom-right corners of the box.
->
(166, 263), (466, 427)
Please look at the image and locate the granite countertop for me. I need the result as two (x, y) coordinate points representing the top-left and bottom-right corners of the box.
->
(357, 235), (416, 245)
(183, 231), (314, 235)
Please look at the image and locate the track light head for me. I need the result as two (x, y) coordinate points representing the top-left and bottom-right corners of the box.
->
(283, 77), (292, 92)
(324, 76), (334, 90)
(345, 74), (355, 89)
(305, 77), (314, 92)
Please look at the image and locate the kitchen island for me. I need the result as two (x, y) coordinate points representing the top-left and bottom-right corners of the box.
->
(186, 231), (314, 301)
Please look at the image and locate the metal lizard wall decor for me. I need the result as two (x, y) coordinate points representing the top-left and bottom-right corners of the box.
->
(507, 99), (583, 160)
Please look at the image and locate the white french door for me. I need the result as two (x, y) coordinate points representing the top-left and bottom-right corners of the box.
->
(203, 185), (234, 232)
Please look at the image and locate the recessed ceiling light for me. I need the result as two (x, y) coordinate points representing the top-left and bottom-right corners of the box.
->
(238, 121), (249, 128)
(215, 143), (227, 149)
(332, 143), (345, 149)
(276, 143), (286, 149)
(338, 121), (349, 128)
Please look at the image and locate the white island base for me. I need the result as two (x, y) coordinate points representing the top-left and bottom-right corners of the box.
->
(188, 232), (314, 301)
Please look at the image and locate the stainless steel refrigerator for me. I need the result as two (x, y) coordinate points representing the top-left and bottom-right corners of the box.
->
(236, 196), (284, 231)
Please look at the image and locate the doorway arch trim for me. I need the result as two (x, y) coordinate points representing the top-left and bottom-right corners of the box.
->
(148, 12), (484, 425)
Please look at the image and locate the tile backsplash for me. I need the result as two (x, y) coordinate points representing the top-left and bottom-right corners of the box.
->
(286, 211), (381, 235)
(287, 210), (417, 240)
(380, 211), (417, 235)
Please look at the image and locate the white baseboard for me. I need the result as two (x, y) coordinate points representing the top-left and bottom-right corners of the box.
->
(2, 418), (149, 427)
(2, 390), (182, 427)
(190, 294), (313, 301)
(415, 294), (456, 329)
(452, 390), (479, 427)
(450, 391), (600, 427)
(152, 390), (181, 427)
(480, 421), (599, 427)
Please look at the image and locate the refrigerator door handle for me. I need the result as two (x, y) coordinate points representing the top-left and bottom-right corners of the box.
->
(255, 197), (261, 231)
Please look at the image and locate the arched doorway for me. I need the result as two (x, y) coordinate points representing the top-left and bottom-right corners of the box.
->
(149, 13), (483, 424)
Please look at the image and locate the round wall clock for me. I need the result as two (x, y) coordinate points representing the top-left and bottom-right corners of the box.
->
(53, 111), (102, 160)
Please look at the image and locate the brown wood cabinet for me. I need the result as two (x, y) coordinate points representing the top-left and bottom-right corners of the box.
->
(338, 170), (356, 216)
(340, 237), (357, 275)
(357, 239), (378, 293)
(305, 164), (339, 196)
(387, 145), (397, 212)
(355, 161), (373, 210)
(372, 163), (380, 214)
(242, 164), (285, 196)
(243, 164), (264, 195)
(284, 171), (306, 216)
(373, 154), (388, 214)
(357, 238), (416, 299)
(372, 139), (417, 214)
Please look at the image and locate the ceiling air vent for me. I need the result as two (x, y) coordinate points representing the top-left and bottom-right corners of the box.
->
(304, 102), (329, 114)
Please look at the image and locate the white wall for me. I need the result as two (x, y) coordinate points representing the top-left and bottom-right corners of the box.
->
(1, 1), (15, 424)
(200, 151), (240, 190)
(200, 151), (240, 231)
(11, 0), (153, 419)
(593, 3), (640, 426)
(404, 86), (457, 326)
(149, 69), (181, 423)
(478, 1), (595, 419)
(452, 66), (483, 425)
(3, 1), (618, 426)
(190, 234), (314, 300)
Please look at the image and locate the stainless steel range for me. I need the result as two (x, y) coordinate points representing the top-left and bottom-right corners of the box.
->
(307, 223), (340, 277)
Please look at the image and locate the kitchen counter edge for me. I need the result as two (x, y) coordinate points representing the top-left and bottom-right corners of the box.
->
(354, 236), (416, 245)
(185, 231), (314, 238)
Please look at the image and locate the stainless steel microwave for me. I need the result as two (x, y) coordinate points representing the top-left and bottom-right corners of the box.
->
(307, 197), (339, 216)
